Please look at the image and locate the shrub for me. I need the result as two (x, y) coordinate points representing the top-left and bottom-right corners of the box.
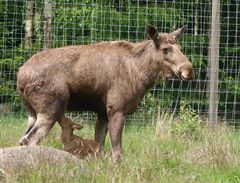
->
(172, 102), (204, 140)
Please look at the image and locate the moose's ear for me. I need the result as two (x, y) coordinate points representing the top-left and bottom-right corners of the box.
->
(146, 25), (160, 48)
(170, 25), (187, 39)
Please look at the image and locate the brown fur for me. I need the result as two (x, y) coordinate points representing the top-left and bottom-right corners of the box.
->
(59, 117), (99, 159)
(17, 25), (195, 162)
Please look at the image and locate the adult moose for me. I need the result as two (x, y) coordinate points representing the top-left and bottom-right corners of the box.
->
(17, 25), (195, 162)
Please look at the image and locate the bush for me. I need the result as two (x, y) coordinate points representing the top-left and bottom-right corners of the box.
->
(0, 56), (24, 112)
(172, 102), (204, 140)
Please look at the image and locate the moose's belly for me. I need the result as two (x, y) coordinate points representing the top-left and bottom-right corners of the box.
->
(67, 92), (106, 114)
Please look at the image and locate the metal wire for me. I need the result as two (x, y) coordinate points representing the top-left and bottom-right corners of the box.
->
(0, 0), (239, 125)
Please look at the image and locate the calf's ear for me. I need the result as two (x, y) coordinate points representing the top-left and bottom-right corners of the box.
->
(170, 25), (187, 39)
(72, 123), (84, 130)
(146, 25), (160, 48)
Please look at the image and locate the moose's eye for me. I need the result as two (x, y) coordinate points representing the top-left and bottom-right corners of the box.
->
(162, 47), (170, 54)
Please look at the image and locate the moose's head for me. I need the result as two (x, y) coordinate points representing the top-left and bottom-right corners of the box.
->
(146, 25), (195, 80)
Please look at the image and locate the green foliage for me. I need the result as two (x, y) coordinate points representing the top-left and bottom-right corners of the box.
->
(0, 57), (23, 110)
(51, 1), (187, 45)
(0, 0), (239, 123)
(172, 102), (203, 139)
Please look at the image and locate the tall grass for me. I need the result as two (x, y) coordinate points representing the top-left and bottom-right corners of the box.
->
(1, 106), (240, 182)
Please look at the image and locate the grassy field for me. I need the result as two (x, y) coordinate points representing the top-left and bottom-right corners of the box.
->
(1, 112), (240, 183)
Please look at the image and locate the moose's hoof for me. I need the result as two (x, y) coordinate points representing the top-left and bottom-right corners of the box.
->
(19, 136), (30, 146)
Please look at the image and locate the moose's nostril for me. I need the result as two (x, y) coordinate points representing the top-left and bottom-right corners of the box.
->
(178, 62), (195, 80)
(180, 69), (195, 80)
(180, 72), (188, 80)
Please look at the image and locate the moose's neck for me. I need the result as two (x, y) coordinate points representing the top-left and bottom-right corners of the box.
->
(132, 41), (164, 91)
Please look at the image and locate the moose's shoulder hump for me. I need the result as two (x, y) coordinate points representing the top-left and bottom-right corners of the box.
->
(109, 41), (134, 50)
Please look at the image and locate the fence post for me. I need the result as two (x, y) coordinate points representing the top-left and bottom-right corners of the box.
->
(209, 0), (220, 128)
(44, 0), (52, 50)
(194, 0), (198, 36)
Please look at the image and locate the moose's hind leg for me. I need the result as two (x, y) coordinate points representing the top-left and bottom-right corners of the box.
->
(19, 95), (37, 137)
(19, 97), (67, 146)
(19, 114), (37, 145)
(25, 114), (37, 134)
(19, 113), (59, 145)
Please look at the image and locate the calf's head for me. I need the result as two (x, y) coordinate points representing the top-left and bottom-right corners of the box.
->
(61, 119), (83, 144)
(147, 25), (195, 80)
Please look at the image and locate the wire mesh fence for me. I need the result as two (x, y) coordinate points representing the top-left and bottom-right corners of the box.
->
(0, 0), (239, 125)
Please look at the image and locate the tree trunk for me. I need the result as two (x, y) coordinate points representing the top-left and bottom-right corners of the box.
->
(34, 2), (42, 46)
(25, 0), (33, 49)
(44, 0), (52, 50)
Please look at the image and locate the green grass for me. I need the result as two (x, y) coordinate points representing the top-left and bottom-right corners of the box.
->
(1, 114), (240, 183)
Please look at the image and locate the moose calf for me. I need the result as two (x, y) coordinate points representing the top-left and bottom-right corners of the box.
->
(59, 117), (100, 159)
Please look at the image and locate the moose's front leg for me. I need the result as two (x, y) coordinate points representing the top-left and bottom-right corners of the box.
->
(95, 114), (108, 152)
(107, 111), (126, 162)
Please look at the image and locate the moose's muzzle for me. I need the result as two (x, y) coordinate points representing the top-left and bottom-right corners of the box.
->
(179, 63), (195, 80)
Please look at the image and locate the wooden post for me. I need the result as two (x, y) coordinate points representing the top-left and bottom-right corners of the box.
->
(44, 0), (52, 50)
(194, 0), (198, 35)
(25, 0), (33, 49)
(209, 0), (220, 128)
